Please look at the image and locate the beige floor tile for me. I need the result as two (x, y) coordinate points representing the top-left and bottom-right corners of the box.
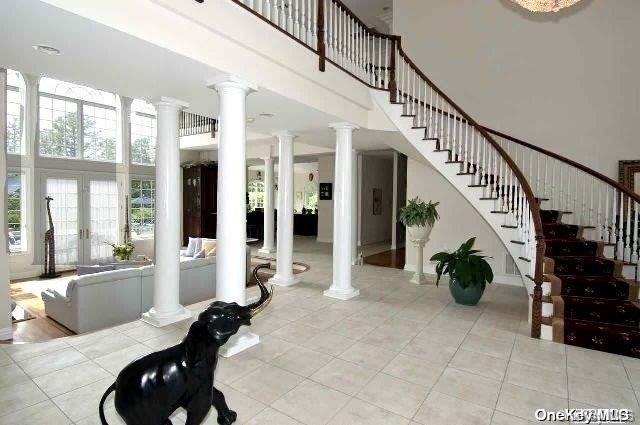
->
(490, 411), (531, 425)
(358, 324), (418, 352)
(272, 380), (350, 425)
(327, 319), (377, 340)
(356, 373), (429, 419)
(269, 305), (313, 322)
(270, 346), (332, 377)
(496, 383), (568, 421)
(214, 383), (267, 423)
(0, 381), (48, 416)
(566, 345), (624, 368)
(75, 333), (139, 360)
(142, 329), (186, 351)
(0, 400), (71, 425)
(0, 363), (30, 389)
(93, 343), (153, 375)
(230, 364), (304, 404)
(469, 323), (517, 343)
(52, 377), (114, 422)
(3, 339), (69, 362)
(339, 342), (397, 371)
(382, 353), (444, 388)
(433, 367), (501, 408)
(411, 326), (468, 349)
(461, 334), (514, 360)
(73, 406), (126, 425)
(248, 313), (291, 336)
(302, 331), (355, 356)
(505, 361), (568, 398)
(567, 361), (631, 389)
(63, 328), (116, 347)
(413, 391), (492, 425)
(271, 323), (321, 345)
(328, 398), (410, 425)
(215, 354), (265, 385)
(33, 361), (111, 397)
(568, 375), (639, 410)
(245, 335), (295, 362)
(449, 349), (508, 381)
(122, 322), (180, 342)
(18, 347), (88, 378)
(401, 340), (458, 368)
(245, 407), (303, 425)
(0, 349), (12, 367)
(311, 358), (377, 396)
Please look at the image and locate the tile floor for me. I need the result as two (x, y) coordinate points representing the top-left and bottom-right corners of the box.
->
(1, 237), (640, 424)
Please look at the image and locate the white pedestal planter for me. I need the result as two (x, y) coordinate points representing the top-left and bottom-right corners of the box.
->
(408, 225), (432, 285)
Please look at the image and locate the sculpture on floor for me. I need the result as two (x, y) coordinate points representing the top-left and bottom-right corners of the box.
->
(40, 196), (60, 279)
(98, 264), (273, 425)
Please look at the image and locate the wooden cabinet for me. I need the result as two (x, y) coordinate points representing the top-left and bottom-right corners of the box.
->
(182, 164), (217, 245)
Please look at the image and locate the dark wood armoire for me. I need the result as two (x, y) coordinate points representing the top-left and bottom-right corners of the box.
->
(182, 164), (217, 245)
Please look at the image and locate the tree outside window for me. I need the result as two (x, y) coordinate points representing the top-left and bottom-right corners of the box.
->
(130, 179), (155, 240)
(248, 180), (265, 211)
(7, 173), (25, 253)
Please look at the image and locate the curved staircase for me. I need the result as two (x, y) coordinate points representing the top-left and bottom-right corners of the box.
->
(215, 0), (640, 356)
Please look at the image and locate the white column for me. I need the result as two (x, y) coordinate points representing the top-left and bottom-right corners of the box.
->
(351, 150), (359, 265)
(211, 77), (259, 357)
(0, 69), (13, 340)
(142, 97), (192, 327)
(258, 155), (275, 254)
(325, 123), (360, 300)
(391, 151), (399, 250)
(22, 74), (39, 276)
(119, 97), (133, 244)
(270, 132), (300, 287)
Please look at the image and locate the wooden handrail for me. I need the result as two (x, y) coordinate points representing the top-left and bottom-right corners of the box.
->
(483, 127), (640, 204)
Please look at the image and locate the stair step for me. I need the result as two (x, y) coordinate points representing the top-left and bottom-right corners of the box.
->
(550, 275), (635, 300)
(457, 172), (475, 176)
(545, 239), (600, 257)
(552, 318), (640, 358)
(468, 184), (487, 188)
(445, 160), (464, 164)
(401, 114), (416, 117)
(422, 137), (439, 141)
(541, 210), (563, 224)
(553, 296), (640, 327)
(519, 257), (531, 263)
(502, 225), (518, 229)
(511, 240), (525, 245)
(491, 210), (509, 214)
(543, 223), (581, 239)
(411, 126), (427, 129)
(480, 197), (499, 200)
(433, 149), (451, 153)
(546, 256), (618, 277)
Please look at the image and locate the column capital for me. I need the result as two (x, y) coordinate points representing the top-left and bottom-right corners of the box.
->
(152, 96), (189, 110)
(329, 122), (359, 131)
(273, 130), (297, 140)
(207, 75), (258, 94)
(120, 96), (134, 109)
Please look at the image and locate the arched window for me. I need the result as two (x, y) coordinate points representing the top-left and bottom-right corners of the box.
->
(6, 70), (25, 155)
(247, 180), (265, 210)
(38, 77), (118, 162)
(131, 99), (156, 165)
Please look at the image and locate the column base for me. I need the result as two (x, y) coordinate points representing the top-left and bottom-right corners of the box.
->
(219, 330), (260, 357)
(269, 273), (301, 287)
(0, 327), (13, 341)
(141, 306), (192, 328)
(324, 286), (360, 300)
(258, 247), (276, 254)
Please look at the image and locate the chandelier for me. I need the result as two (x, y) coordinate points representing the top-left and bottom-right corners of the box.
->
(511, 0), (582, 13)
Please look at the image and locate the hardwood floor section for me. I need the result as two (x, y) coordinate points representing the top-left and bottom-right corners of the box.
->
(363, 248), (406, 269)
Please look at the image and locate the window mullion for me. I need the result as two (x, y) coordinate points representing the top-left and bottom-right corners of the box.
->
(77, 100), (83, 160)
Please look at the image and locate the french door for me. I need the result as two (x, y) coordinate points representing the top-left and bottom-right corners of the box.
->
(42, 173), (120, 266)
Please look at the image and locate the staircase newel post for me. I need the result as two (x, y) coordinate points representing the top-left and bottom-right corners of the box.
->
(531, 236), (545, 338)
(388, 36), (398, 103)
(317, 0), (326, 72)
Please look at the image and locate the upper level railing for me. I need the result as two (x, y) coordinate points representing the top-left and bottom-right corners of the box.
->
(213, 0), (639, 337)
(179, 111), (218, 138)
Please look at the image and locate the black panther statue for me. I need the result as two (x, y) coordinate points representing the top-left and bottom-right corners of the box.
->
(98, 264), (273, 425)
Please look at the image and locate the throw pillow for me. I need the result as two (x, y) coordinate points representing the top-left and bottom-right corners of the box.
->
(193, 248), (206, 259)
(185, 237), (200, 257)
(201, 240), (217, 257)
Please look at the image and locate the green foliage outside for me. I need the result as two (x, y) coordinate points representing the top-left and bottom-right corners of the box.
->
(430, 237), (494, 289)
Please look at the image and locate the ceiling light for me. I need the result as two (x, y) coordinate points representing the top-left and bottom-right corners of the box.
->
(33, 44), (62, 56)
(511, 0), (582, 13)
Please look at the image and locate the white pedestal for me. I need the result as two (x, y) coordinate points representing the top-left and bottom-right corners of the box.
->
(258, 247), (275, 254)
(410, 238), (427, 285)
(269, 273), (301, 287)
(219, 329), (260, 357)
(324, 287), (360, 300)
(141, 307), (192, 327)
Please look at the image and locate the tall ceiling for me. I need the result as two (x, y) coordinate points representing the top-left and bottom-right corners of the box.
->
(341, 0), (394, 32)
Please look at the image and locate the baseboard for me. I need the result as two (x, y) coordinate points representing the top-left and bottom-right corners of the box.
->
(0, 327), (13, 341)
(9, 266), (42, 281)
(403, 263), (523, 287)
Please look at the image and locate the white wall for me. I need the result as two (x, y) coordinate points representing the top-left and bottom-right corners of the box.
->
(394, 0), (640, 180)
(406, 158), (520, 285)
(361, 155), (394, 245)
(317, 155), (335, 243)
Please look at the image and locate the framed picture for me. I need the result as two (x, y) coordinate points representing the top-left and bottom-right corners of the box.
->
(372, 188), (382, 215)
(619, 160), (640, 196)
(319, 183), (332, 200)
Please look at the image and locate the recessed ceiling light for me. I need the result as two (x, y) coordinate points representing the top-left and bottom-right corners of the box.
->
(33, 44), (62, 56)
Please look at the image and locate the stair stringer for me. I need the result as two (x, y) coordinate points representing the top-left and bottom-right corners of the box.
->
(371, 89), (532, 290)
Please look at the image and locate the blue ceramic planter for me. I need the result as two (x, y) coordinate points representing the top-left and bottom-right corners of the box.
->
(449, 277), (486, 306)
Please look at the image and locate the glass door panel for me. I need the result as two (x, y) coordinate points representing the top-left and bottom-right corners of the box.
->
(45, 177), (80, 266)
(87, 179), (119, 263)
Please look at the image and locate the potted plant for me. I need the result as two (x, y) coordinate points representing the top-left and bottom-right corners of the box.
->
(430, 237), (493, 305)
(107, 241), (135, 262)
(398, 197), (440, 241)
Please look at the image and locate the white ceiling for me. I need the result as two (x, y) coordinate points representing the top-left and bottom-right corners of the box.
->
(0, 0), (397, 152)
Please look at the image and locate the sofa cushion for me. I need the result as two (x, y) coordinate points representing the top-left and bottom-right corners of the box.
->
(201, 240), (216, 257)
(184, 237), (201, 257)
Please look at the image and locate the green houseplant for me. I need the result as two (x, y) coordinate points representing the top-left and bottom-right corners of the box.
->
(398, 197), (440, 240)
(430, 237), (493, 305)
(107, 241), (135, 261)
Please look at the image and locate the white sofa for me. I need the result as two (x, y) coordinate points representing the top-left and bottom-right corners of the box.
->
(42, 256), (216, 334)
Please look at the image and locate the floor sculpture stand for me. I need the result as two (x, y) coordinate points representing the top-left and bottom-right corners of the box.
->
(410, 238), (427, 285)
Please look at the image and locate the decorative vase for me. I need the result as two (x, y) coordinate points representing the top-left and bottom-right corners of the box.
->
(407, 225), (432, 241)
(449, 277), (486, 306)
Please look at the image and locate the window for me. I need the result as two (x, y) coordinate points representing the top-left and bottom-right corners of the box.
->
(7, 173), (26, 253)
(38, 77), (117, 162)
(248, 180), (265, 210)
(131, 99), (156, 165)
(130, 179), (155, 240)
(6, 70), (25, 155)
